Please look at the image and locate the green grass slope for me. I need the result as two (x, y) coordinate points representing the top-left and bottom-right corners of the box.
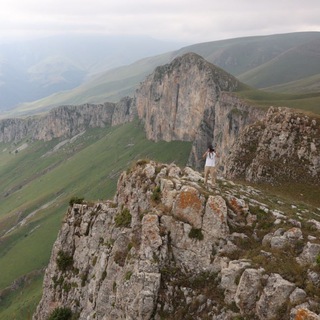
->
(237, 88), (320, 115)
(0, 120), (192, 319)
(12, 52), (174, 117)
(176, 32), (320, 76)
(238, 39), (320, 88)
(263, 73), (320, 94)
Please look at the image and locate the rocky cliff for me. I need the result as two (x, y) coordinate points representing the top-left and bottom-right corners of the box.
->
(135, 53), (265, 171)
(0, 97), (135, 143)
(134, 53), (320, 185)
(2, 52), (319, 186)
(226, 106), (320, 185)
(33, 160), (320, 319)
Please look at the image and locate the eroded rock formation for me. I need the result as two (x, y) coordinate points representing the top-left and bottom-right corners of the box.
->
(135, 53), (265, 171)
(226, 106), (320, 185)
(0, 97), (135, 143)
(33, 161), (320, 319)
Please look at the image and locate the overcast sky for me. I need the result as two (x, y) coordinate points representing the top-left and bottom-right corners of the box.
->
(1, 0), (320, 44)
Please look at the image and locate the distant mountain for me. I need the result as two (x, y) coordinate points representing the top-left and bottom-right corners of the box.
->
(12, 32), (320, 117)
(0, 35), (187, 110)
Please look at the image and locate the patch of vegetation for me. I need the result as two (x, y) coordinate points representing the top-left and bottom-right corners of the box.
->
(56, 250), (73, 272)
(158, 265), (224, 319)
(115, 208), (132, 228)
(47, 307), (73, 320)
(135, 159), (150, 167)
(151, 185), (161, 202)
(69, 196), (84, 207)
(114, 247), (130, 267)
(250, 206), (275, 237)
(125, 271), (133, 281)
(249, 248), (307, 287)
(188, 228), (204, 241)
(52, 275), (64, 289)
(237, 88), (320, 115)
(101, 270), (107, 281)
(80, 271), (88, 287)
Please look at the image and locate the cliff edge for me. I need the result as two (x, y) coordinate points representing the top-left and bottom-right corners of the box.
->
(33, 161), (320, 320)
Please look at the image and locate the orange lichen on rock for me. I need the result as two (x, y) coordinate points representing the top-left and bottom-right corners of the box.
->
(177, 188), (202, 211)
(173, 186), (204, 228)
(295, 308), (319, 320)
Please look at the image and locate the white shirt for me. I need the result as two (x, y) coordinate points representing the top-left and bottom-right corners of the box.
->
(205, 151), (216, 167)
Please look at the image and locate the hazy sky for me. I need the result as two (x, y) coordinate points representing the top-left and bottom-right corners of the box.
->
(1, 0), (320, 43)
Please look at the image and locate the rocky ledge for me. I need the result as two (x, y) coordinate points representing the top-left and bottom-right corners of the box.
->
(33, 161), (320, 320)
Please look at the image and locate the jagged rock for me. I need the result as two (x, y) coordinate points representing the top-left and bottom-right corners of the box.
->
(32, 160), (320, 320)
(290, 307), (320, 320)
(289, 288), (307, 305)
(135, 52), (265, 172)
(226, 106), (320, 185)
(220, 259), (251, 304)
(203, 195), (229, 239)
(297, 242), (320, 266)
(136, 53), (239, 144)
(256, 273), (296, 320)
(234, 268), (264, 315)
(0, 100), (132, 143)
(306, 270), (320, 287)
(172, 185), (205, 228)
(33, 162), (234, 319)
(262, 227), (303, 250)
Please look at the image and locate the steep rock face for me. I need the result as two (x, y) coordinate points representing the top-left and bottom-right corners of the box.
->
(111, 96), (137, 126)
(226, 106), (320, 184)
(33, 103), (115, 141)
(0, 97), (135, 143)
(33, 161), (320, 320)
(201, 92), (265, 173)
(135, 52), (265, 170)
(0, 117), (36, 143)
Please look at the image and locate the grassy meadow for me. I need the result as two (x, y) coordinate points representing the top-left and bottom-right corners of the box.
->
(237, 88), (320, 115)
(0, 120), (192, 319)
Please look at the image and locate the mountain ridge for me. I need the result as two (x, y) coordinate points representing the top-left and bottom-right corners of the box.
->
(10, 31), (320, 116)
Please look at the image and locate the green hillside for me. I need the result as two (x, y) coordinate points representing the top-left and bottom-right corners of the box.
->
(176, 32), (320, 76)
(237, 88), (320, 115)
(238, 39), (320, 88)
(11, 32), (320, 117)
(263, 73), (320, 94)
(0, 120), (192, 319)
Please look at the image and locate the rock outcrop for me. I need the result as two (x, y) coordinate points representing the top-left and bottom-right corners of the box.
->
(135, 53), (265, 171)
(0, 97), (136, 143)
(226, 106), (320, 185)
(33, 161), (320, 320)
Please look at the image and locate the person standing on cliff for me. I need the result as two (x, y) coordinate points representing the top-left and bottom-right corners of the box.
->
(203, 145), (218, 187)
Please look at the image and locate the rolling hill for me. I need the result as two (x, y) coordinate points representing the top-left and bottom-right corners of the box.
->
(11, 32), (320, 117)
(0, 35), (186, 111)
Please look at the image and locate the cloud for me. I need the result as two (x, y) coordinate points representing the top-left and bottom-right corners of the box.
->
(0, 0), (320, 43)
